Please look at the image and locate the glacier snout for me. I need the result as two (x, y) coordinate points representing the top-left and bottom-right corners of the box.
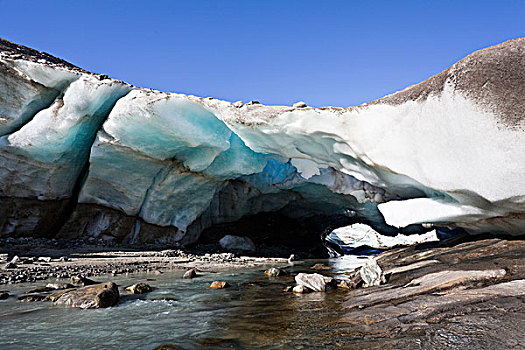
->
(0, 37), (524, 252)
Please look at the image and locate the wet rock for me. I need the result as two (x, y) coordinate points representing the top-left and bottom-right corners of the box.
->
(311, 263), (332, 270)
(182, 269), (197, 279)
(264, 267), (285, 276)
(345, 269), (507, 309)
(324, 276), (337, 288)
(292, 285), (308, 293)
(54, 282), (119, 309)
(406, 269), (506, 291)
(46, 282), (75, 290)
(345, 279), (525, 328)
(336, 280), (352, 289)
(0, 291), (9, 299)
(359, 259), (385, 287)
(219, 235), (256, 253)
(125, 283), (152, 294)
(70, 275), (98, 286)
(340, 270), (364, 289)
(293, 101), (307, 108)
(385, 259), (440, 276)
(295, 273), (327, 292)
(17, 294), (47, 302)
(47, 288), (75, 302)
(209, 281), (229, 289)
(347, 269), (364, 287)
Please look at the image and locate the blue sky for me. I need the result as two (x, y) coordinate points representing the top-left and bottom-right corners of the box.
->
(1, 0), (523, 107)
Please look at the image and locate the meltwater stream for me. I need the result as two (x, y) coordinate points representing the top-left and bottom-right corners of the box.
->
(0, 254), (507, 350)
(0, 257), (368, 350)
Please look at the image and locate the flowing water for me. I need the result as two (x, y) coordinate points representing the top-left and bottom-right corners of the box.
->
(0, 255), (516, 349)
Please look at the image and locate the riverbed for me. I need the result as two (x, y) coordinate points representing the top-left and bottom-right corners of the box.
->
(1, 238), (524, 349)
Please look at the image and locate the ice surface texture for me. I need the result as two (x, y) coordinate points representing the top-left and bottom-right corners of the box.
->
(0, 37), (524, 243)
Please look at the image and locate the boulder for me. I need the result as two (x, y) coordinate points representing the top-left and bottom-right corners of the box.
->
(219, 235), (256, 253)
(0, 291), (9, 300)
(264, 267), (286, 276)
(359, 259), (385, 287)
(125, 283), (152, 294)
(54, 282), (119, 309)
(292, 285), (308, 293)
(295, 273), (328, 292)
(209, 281), (229, 289)
(182, 269), (197, 279)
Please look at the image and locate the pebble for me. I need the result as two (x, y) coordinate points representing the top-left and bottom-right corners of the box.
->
(209, 281), (229, 289)
(311, 263), (332, 270)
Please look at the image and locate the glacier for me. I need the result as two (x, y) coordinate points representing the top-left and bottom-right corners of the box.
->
(0, 37), (524, 253)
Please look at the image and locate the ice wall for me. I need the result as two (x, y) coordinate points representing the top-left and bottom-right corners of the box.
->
(0, 37), (524, 245)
